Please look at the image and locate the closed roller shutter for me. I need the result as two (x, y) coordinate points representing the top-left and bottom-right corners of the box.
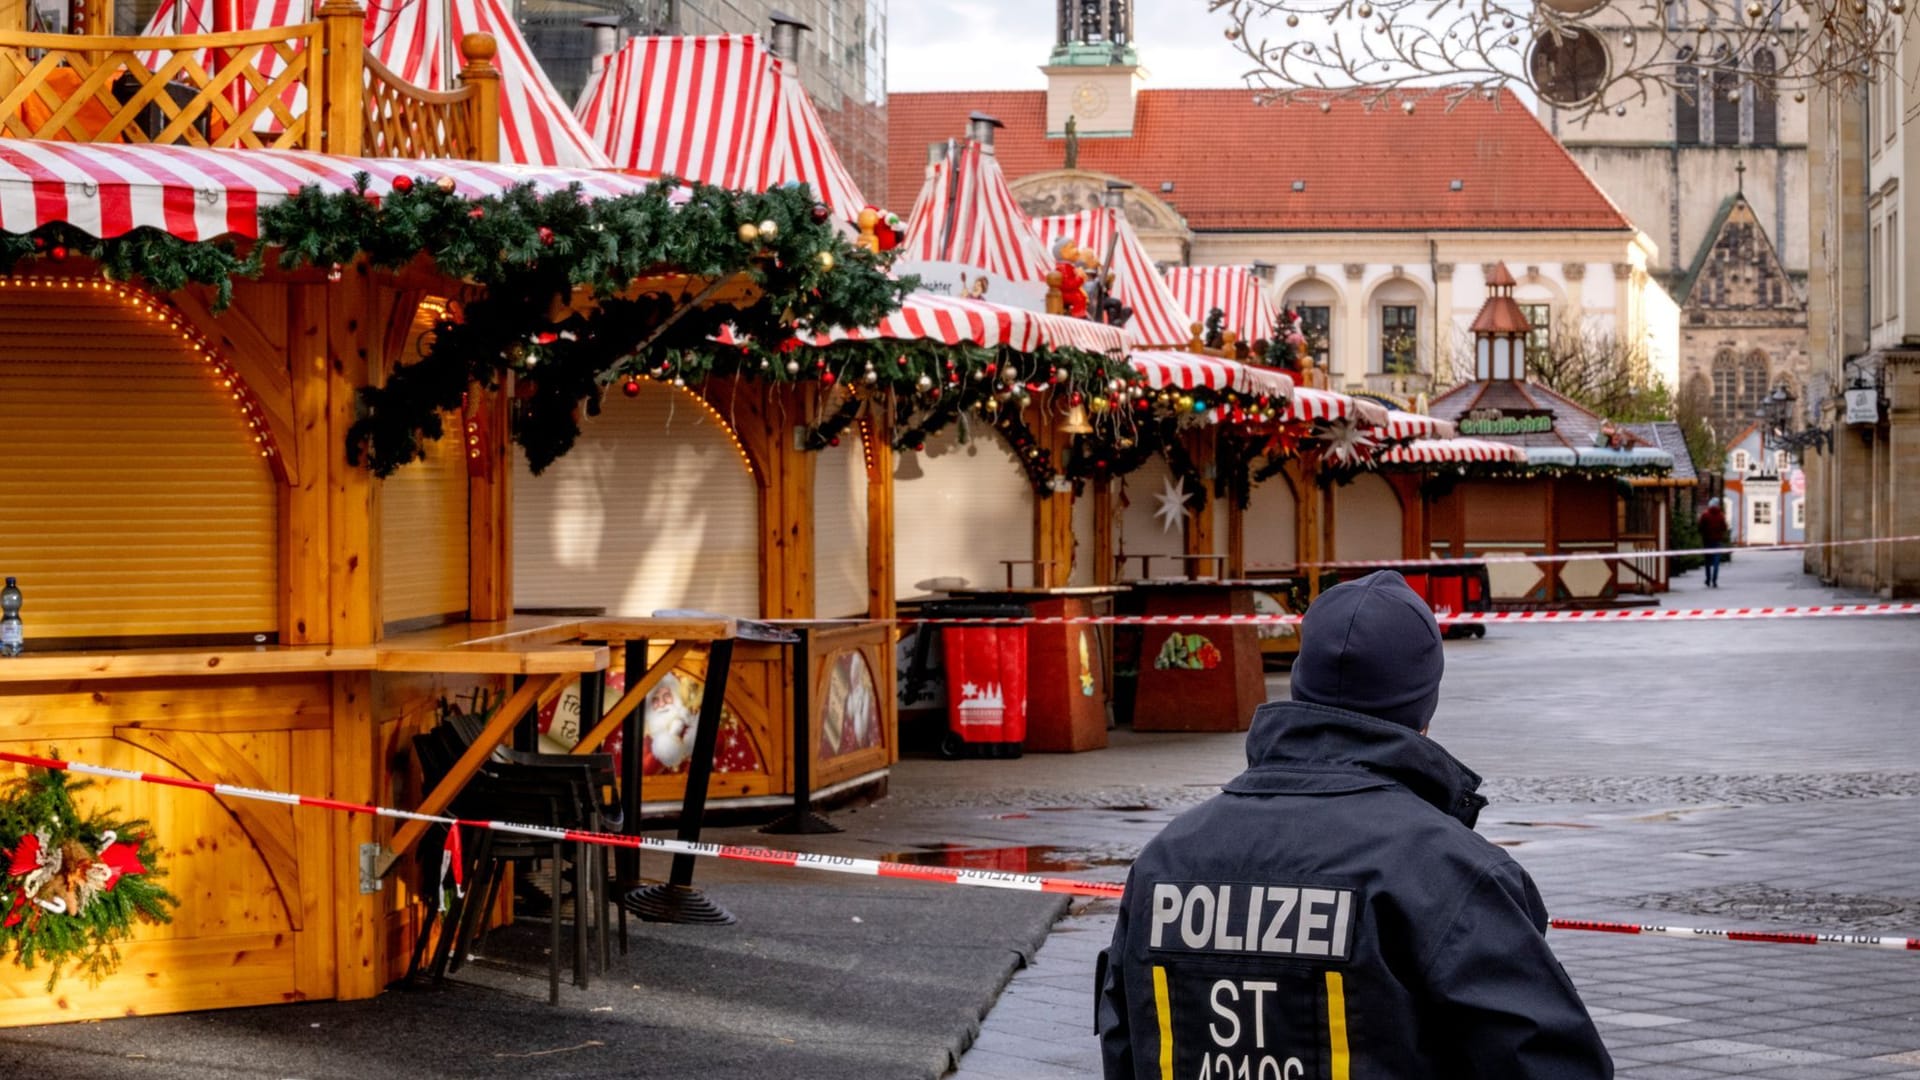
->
(1334, 473), (1403, 562)
(814, 438), (869, 618)
(380, 415), (470, 626)
(513, 382), (762, 618)
(1245, 477), (1298, 570)
(0, 288), (277, 643)
(1069, 484), (1095, 586)
(893, 424), (1033, 596)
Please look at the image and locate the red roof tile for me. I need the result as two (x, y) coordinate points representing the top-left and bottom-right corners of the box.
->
(887, 89), (1631, 233)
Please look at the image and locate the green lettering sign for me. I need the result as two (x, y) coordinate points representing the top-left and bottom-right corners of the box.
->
(1459, 415), (1553, 436)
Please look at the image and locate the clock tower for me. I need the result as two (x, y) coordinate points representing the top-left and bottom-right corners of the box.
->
(1044, 0), (1146, 139)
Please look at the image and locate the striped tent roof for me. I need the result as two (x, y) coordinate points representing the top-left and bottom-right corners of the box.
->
(1032, 208), (1194, 349)
(902, 141), (1053, 285)
(0, 141), (665, 240)
(574, 35), (866, 217)
(1377, 438), (1528, 466)
(141, 0), (611, 169)
(1163, 266), (1282, 347)
(1127, 351), (1293, 399)
(810, 292), (1127, 354)
(1379, 411), (1458, 442)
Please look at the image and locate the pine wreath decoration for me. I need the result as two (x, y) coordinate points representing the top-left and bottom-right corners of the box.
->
(0, 765), (176, 989)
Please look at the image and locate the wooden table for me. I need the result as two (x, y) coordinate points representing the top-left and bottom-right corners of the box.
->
(1169, 554), (1229, 580)
(946, 586), (1123, 753)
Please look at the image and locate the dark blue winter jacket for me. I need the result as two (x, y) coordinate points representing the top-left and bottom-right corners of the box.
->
(1095, 700), (1613, 1078)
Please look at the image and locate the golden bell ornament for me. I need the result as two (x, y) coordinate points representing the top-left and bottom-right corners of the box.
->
(1061, 405), (1093, 435)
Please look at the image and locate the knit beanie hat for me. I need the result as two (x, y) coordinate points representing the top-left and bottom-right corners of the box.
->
(1290, 571), (1445, 732)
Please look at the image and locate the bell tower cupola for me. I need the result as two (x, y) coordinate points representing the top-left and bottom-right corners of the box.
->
(1044, 0), (1146, 140)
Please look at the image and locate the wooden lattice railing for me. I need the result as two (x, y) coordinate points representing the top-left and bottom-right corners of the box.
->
(361, 36), (498, 162)
(0, 4), (499, 161)
(0, 24), (326, 148)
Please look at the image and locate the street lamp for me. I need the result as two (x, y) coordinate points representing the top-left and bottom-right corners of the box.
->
(1754, 384), (1832, 460)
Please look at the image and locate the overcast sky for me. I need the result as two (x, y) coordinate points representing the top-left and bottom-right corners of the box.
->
(887, 1), (1257, 93)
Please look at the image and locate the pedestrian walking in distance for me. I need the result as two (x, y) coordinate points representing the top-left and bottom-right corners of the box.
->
(1096, 571), (1612, 1078)
(1698, 497), (1731, 588)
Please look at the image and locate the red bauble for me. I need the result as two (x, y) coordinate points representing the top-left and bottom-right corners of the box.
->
(31, 237), (43, 251)
(538, 226), (555, 246)
(622, 378), (642, 398)
(829, 435), (841, 447)
(49, 245), (66, 261)
(810, 204), (832, 224)
(468, 207), (485, 219)
(896, 357), (908, 367)
(1070, 392), (1084, 406)
(393, 175), (414, 193)
(821, 371), (837, 386)
(365, 192), (382, 209)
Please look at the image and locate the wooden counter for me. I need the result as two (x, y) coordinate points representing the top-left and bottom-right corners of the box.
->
(1123, 579), (1269, 733)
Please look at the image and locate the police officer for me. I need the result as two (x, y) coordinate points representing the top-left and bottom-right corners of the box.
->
(1097, 571), (1611, 1078)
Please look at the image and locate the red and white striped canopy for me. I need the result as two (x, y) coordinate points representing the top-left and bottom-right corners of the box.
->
(574, 35), (866, 217)
(1032, 208), (1194, 349)
(1379, 412), (1458, 441)
(141, 0), (611, 169)
(808, 292), (1127, 355)
(902, 141), (1053, 285)
(1128, 351), (1294, 398)
(0, 141), (660, 240)
(1286, 386), (1362, 423)
(1376, 438), (1528, 466)
(1164, 266), (1282, 347)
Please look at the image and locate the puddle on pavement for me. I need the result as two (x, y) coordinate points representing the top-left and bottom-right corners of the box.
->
(1498, 820), (1598, 830)
(1493, 840), (1528, 847)
(991, 805), (1161, 820)
(879, 843), (1133, 872)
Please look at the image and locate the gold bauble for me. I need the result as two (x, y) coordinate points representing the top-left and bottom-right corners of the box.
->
(738, 223), (761, 243)
(818, 251), (836, 271)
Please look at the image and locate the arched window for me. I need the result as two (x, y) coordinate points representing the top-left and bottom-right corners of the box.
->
(1676, 49), (1700, 145)
(1710, 350), (1738, 430)
(1751, 49), (1778, 146)
(1712, 59), (1740, 145)
(1739, 351), (1770, 424)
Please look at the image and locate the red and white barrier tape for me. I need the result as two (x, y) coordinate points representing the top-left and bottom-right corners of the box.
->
(5, 751), (1915, 951)
(0, 751), (1124, 901)
(1299, 533), (1920, 572)
(1548, 918), (1920, 951)
(892, 603), (1920, 628)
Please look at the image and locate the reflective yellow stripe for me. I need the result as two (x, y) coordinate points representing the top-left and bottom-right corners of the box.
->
(1326, 970), (1351, 1080)
(1152, 965), (1174, 1080)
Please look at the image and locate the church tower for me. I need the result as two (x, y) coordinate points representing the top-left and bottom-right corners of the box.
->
(1044, 0), (1145, 139)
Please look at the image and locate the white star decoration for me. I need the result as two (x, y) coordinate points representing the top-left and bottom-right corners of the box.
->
(1153, 476), (1192, 535)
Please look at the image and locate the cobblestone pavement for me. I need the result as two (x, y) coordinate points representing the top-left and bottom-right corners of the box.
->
(887, 552), (1920, 1078)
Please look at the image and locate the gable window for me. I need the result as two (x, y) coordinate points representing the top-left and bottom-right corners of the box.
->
(1731, 448), (1751, 473)
(1380, 305), (1418, 373)
(1792, 500), (1805, 529)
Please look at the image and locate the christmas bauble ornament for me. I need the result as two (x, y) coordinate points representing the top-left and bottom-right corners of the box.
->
(916, 374), (934, 391)
(817, 251), (835, 271)
(810, 203), (832, 223)
(759, 358), (771, 370)
(435, 176), (456, 193)
(738, 223), (761, 243)
(365, 192), (382, 209)
(393, 175), (414, 193)
(622, 378), (642, 398)
(757, 219), (779, 239)
(863, 370), (878, 385)
(822, 371), (837, 386)
(829, 436), (841, 447)
(672, 377), (686, 387)
(538, 226), (555, 246)
(327, 262), (342, 282)
(469, 207), (485, 220)
(785, 359), (801, 374)
(49, 245), (66, 261)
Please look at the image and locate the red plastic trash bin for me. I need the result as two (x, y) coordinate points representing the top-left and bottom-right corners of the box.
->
(940, 620), (1028, 759)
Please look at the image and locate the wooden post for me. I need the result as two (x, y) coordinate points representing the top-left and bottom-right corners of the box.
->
(1182, 430), (1216, 563)
(1031, 404), (1074, 587)
(0, 0), (28, 33)
(316, 0), (364, 156)
(865, 407), (896, 620)
(1092, 477), (1115, 586)
(284, 288), (331, 645)
(459, 33), (500, 163)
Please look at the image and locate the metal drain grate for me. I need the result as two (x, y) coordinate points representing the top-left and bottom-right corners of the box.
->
(1624, 883), (1914, 928)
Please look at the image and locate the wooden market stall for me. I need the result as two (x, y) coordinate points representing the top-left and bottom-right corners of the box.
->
(1420, 265), (1676, 603)
(0, 7), (902, 1024)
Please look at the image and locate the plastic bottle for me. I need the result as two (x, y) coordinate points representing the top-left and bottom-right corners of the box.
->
(0, 577), (22, 656)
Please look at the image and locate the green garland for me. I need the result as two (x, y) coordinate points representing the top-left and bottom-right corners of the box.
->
(0, 766), (176, 990)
